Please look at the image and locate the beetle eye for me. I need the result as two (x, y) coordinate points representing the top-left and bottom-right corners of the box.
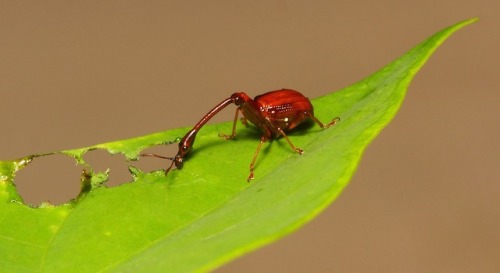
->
(232, 93), (243, 105)
(181, 145), (191, 154)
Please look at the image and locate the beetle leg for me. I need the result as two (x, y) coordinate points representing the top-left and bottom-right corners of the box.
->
(277, 128), (304, 155)
(248, 136), (266, 181)
(218, 108), (241, 140)
(240, 116), (249, 127)
(307, 113), (340, 129)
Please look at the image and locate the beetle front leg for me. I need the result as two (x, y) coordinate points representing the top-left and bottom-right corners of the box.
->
(248, 136), (266, 181)
(218, 108), (242, 140)
(240, 116), (249, 127)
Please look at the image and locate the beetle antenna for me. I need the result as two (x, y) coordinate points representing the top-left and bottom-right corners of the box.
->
(140, 153), (177, 175)
(140, 153), (174, 161)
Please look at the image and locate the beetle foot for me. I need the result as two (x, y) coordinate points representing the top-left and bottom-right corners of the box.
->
(247, 171), (254, 182)
(294, 148), (304, 155)
(325, 117), (340, 128)
(218, 133), (236, 140)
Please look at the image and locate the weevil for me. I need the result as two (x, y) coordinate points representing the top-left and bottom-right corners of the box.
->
(143, 89), (339, 181)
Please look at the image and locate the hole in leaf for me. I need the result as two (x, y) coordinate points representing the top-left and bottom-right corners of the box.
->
(82, 149), (131, 187)
(14, 154), (82, 206)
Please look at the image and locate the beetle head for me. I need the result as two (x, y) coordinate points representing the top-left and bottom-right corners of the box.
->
(231, 92), (252, 106)
(173, 144), (191, 169)
(173, 129), (196, 169)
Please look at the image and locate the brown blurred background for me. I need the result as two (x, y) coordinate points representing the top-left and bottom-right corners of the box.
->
(1, 1), (498, 272)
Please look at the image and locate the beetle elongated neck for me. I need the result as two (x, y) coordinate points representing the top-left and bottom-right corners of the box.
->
(174, 96), (236, 169)
(191, 97), (235, 131)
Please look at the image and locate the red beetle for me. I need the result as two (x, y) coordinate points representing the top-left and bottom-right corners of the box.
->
(143, 89), (339, 181)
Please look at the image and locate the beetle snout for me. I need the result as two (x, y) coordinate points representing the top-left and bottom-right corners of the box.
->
(174, 155), (184, 169)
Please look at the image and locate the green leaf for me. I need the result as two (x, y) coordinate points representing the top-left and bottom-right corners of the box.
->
(0, 18), (476, 273)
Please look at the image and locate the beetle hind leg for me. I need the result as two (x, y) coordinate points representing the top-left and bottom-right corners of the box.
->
(306, 112), (340, 129)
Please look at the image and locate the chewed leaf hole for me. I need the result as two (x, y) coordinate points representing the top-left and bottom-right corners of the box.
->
(12, 149), (138, 206)
(82, 149), (131, 187)
(7, 142), (179, 207)
(14, 154), (81, 206)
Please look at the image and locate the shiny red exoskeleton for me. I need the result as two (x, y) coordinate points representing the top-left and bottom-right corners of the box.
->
(144, 89), (339, 181)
